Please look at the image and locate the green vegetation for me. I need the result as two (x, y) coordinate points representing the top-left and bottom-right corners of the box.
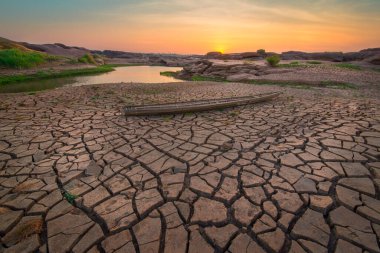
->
(278, 62), (301, 68)
(160, 71), (178, 77)
(335, 63), (361, 70)
(306, 61), (322, 64)
(257, 49), (266, 54)
(266, 55), (281, 67)
(0, 49), (56, 69)
(63, 191), (77, 205)
(191, 75), (226, 82)
(104, 63), (143, 67)
(0, 65), (114, 85)
(78, 53), (96, 64)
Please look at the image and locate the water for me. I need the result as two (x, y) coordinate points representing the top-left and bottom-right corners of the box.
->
(0, 66), (183, 93)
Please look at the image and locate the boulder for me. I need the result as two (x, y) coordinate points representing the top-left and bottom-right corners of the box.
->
(366, 54), (380, 65)
(206, 51), (223, 59)
(226, 73), (256, 82)
(240, 52), (261, 59)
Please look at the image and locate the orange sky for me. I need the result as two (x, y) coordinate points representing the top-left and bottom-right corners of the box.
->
(1, 0), (379, 54)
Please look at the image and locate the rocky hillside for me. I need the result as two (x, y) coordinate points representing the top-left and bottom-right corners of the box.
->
(205, 48), (380, 64)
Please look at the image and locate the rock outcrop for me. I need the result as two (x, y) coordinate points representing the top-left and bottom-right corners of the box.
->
(177, 60), (293, 81)
(205, 48), (380, 64)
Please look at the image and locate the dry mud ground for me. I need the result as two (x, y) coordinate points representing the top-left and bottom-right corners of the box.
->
(0, 81), (379, 253)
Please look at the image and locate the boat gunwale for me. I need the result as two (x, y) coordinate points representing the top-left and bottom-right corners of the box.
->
(125, 92), (281, 110)
(124, 91), (281, 116)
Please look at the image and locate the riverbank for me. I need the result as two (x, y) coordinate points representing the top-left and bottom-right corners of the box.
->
(0, 65), (116, 85)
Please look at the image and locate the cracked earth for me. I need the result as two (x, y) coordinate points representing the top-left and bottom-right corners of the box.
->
(0, 81), (379, 253)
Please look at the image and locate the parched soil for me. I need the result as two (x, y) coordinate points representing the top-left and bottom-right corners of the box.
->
(0, 81), (379, 253)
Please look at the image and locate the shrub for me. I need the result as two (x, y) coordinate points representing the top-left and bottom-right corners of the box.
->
(257, 49), (266, 54)
(78, 53), (96, 64)
(0, 49), (47, 69)
(266, 55), (281, 67)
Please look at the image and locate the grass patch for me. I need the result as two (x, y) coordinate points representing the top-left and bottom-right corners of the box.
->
(335, 63), (361, 70)
(78, 53), (96, 64)
(306, 61), (322, 64)
(0, 65), (114, 85)
(160, 71), (177, 77)
(191, 75), (226, 82)
(0, 49), (56, 69)
(278, 62), (301, 68)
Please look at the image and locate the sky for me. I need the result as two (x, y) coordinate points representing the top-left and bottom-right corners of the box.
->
(0, 0), (379, 54)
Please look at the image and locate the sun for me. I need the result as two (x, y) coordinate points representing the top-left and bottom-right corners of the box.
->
(214, 45), (226, 54)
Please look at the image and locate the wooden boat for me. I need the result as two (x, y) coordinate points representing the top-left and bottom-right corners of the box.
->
(125, 91), (281, 116)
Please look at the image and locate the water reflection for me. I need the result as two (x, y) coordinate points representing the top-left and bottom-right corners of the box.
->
(0, 66), (183, 93)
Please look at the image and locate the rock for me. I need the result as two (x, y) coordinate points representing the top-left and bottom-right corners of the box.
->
(226, 73), (256, 82)
(101, 230), (135, 253)
(298, 239), (327, 253)
(133, 213), (161, 253)
(289, 241), (307, 253)
(341, 163), (370, 176)
(240, 52), (261, 59)
(2, 216), (43, 247)
(229, 233), (266, 253)
(272, 190), (304, 213)
(84, 161), (102, 176)
(291, 209), (330, 246)
(0, 208), (23, 234)
(47, 210), (93, 253)
(192, 197), (227, 223)
(310, 195), (333, 213)
(366, 54), (380, 65)
(72, 224), (103, 253)
(205, 51), (223, 59)
(329, 206), (379, 252)
(338, 177), (375, 196)
(294, 177), (317, 193)
(3, 234), (40, 253)
(336, 185), (361, 210)
(280, 153), (304, 167)
(204, 224), (238, 249)
(165, 225), (187, 253)
(335, 239), (362, 253)
(253, 214), (276, 234)
(188, 226), (213, 253)
(258, 229), (286, 252)
(232, 197), (261, 226)
(263, 200), (278, 219)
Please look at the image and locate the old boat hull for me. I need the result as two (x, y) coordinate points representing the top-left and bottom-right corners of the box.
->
(125, 92), (281, 116)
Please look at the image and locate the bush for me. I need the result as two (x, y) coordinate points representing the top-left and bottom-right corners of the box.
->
(0, 49), (47, 69)
(257, 49), (266, 54)
(266, 55), (281, 67)
(78, 53), (96, 64)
